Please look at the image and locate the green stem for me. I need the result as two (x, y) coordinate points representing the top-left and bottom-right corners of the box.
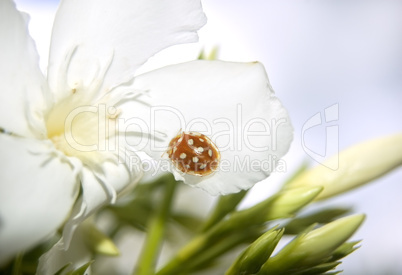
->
(134, 179), (177, 275)
(201, 190), (247, 232)
(156, 235), (208, 275)
(12, 253), (23, 275)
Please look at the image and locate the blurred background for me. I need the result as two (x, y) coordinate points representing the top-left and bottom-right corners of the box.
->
(14, 0), (402, 274)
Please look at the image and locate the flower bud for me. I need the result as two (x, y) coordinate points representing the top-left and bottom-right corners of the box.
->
(296, 214), (365, 265)
(210, 186), (322, 238)
(260, 214), (365, 273)
(226, 227), (284, 275)
(286, 133), (402, 200)
(266, 186), (323, 220)
(82, 222), (119, 256)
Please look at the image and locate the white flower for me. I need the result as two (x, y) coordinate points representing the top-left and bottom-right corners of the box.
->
(0, 0), (293, 270)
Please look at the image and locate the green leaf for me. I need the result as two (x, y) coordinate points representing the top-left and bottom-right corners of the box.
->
(292, 262), (341, 275)
(330, 241), (361, 262)
(107, 174), (177, 232)
(108, 199), (153, 231)
(173, 213), (205, 232)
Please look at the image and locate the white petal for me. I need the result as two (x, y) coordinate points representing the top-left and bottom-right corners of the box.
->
(0, 135), (79, 265)
(122, 60), (293, 195)
(56, 152), (142, 252)
(37, 152), (141, 274)
(37, 222), (92, 275)
(47, 0), (206, 102)
(0, 0), (48, 139)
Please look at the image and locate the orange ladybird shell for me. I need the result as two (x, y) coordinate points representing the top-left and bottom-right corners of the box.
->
(166, 131), (220, 176)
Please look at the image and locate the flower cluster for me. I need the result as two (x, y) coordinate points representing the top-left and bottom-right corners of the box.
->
(1, 1), (401, 274)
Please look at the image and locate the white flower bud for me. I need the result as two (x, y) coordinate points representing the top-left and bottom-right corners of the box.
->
(287, 133), (402, 200)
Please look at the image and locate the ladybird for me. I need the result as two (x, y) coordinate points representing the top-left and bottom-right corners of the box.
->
(166, 131), (220, 176)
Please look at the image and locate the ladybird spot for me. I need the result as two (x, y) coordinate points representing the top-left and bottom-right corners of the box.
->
(180, 153), (187, 159)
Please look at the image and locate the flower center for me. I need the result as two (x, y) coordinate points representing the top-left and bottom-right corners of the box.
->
(45, 94), (118, 165)
(166, 131), (220, 176)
